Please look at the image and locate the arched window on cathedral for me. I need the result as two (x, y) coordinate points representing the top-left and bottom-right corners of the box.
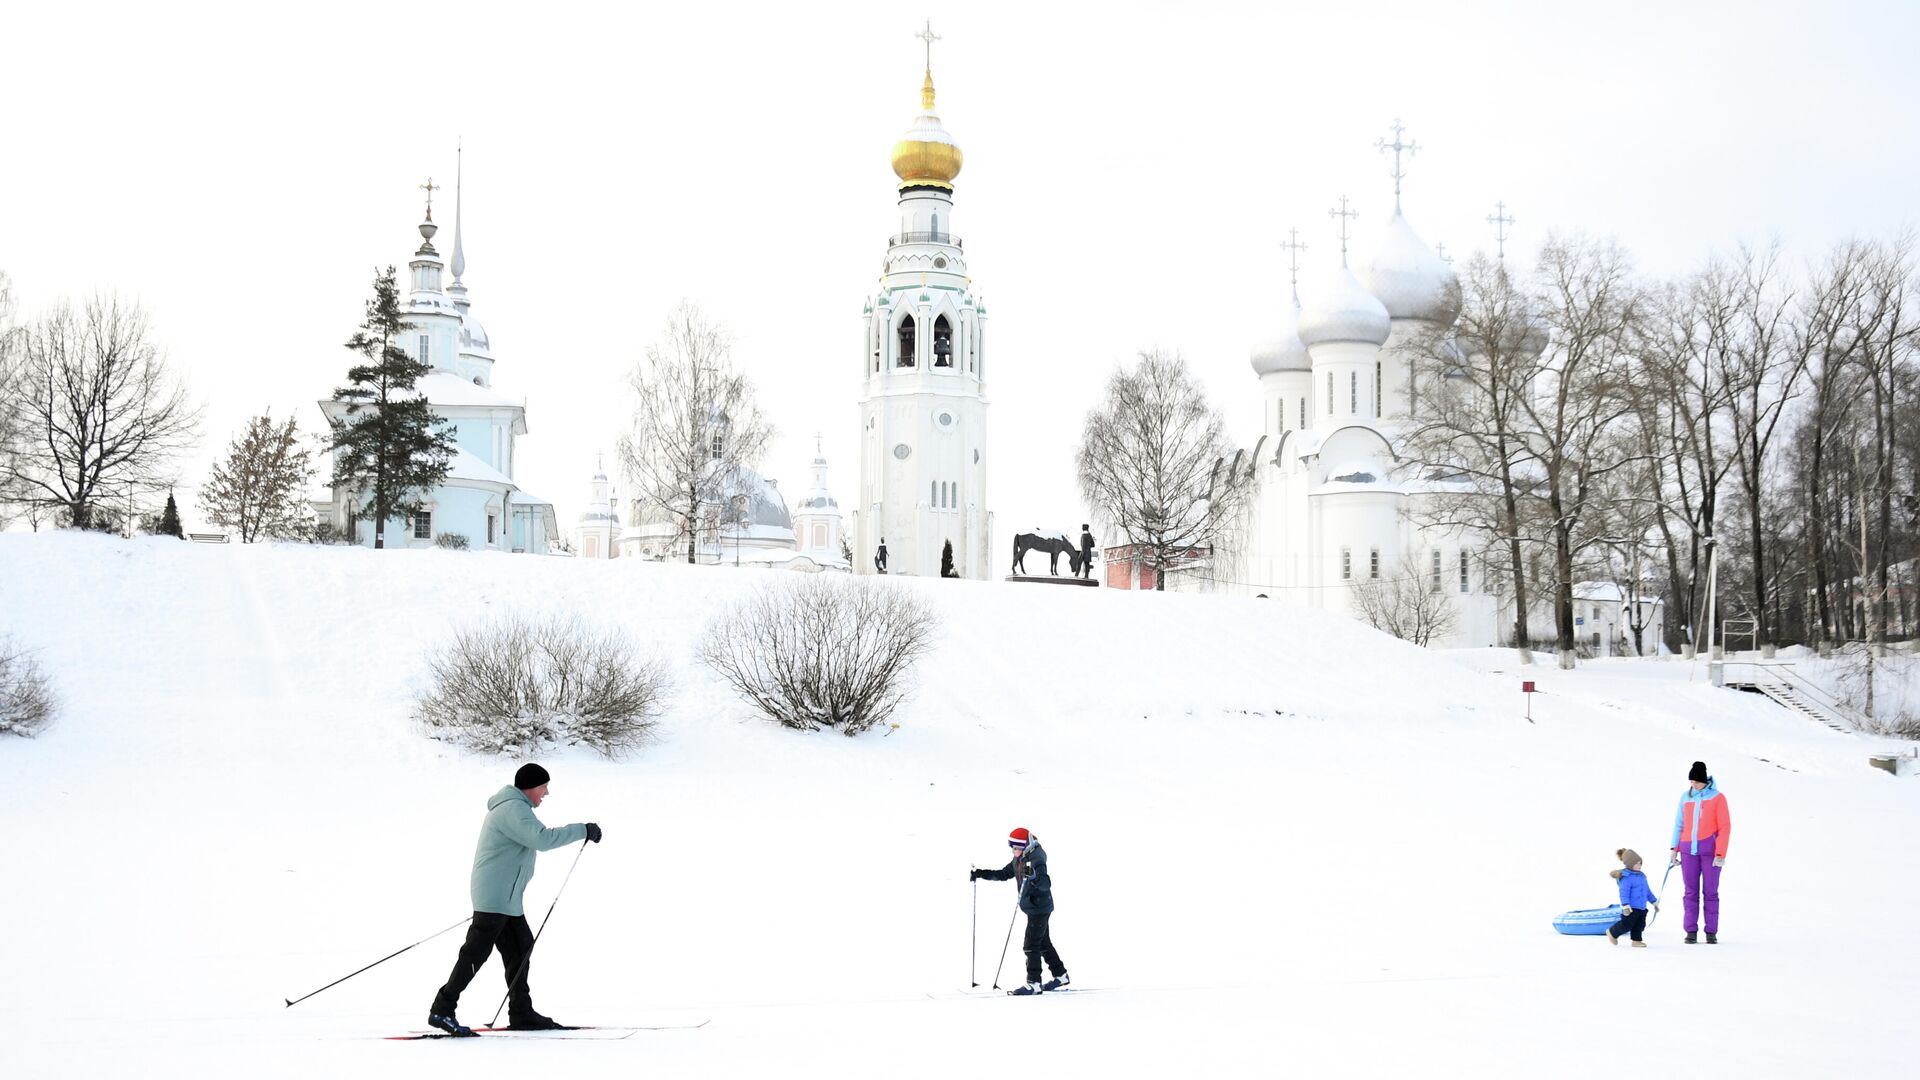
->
(1375, 361), (1382, 415)
(897, 315), (916, 367)
(1430, 548), (1444, 593)
(1369, 547), (1380, 580)
(1327, 372), (1334, 416)
(933, 315), (953, 367)
(1350, 372), (1358, 414)
(1340, 547), (1352, 581)
(1299, 398), (1306, 430)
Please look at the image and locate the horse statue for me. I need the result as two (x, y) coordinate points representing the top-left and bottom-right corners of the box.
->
(1012, 530), (1082, 576)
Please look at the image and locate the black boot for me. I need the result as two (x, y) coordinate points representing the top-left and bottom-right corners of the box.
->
(427, 1012), (475, 1037)
(1684, 932), (1697, 944)
(1705, 932), (1718, 944)
(508, 1009), (563, 1031)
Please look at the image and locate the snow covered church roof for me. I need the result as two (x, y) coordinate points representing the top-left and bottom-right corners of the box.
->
(1362, 212), (1459, 323)
(1298, 266), (1392, 348)
(1250, 298), (1312, 375)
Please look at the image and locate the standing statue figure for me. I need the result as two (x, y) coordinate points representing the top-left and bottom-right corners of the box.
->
(1077, 524), (1096, 580)
(875, 537), (889, 574)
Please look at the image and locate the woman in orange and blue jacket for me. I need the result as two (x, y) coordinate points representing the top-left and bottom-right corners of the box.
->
(1669, 760), (1731, 944)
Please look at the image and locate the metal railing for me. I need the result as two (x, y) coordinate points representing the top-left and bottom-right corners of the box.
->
(1713, 660), (1864, 730)
(889, 232), (962, 248)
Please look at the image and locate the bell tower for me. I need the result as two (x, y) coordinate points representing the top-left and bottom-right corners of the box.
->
(855, 23), (991, 577)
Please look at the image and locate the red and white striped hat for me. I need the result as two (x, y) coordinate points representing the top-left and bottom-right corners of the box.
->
(1007, 827), (1031, 850)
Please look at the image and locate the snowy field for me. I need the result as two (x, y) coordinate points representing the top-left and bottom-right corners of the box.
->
(0, 531), (1914, 1078)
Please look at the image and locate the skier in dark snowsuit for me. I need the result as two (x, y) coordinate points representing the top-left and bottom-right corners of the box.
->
(427, 763), (601, 1036)
(972, 827), (1068, 995)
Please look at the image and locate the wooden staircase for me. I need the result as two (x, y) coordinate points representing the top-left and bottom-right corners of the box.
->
(1745, 681), (1852, 733)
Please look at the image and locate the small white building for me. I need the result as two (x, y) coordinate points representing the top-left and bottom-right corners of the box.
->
(791, 438), (849, 571)
(317, 172), (555, 552)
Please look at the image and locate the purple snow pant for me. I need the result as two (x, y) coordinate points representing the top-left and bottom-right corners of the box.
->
(1679, 836), (1722, 934)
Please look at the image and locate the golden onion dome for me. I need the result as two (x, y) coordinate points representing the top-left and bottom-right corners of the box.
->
(890, 70), (963, 190)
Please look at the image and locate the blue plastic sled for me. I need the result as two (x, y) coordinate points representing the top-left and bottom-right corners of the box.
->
(1552, 904), (1622, 935)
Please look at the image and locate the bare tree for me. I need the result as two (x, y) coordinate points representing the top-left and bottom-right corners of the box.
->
(0, 271), (27, 528)
(1404, 254), (1546, 662)
(200, 412), (316, 542)
(1524, 236), (1646, 668)
(1076, 348), (1243, 591)
(618, 302), (772, 564)
(1351, 553), (1461, 646)
(1, 294), (199, 530)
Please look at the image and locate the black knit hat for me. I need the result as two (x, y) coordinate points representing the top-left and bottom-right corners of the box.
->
(1688, 761), (1709, 784)
(514, 763), (551, 791)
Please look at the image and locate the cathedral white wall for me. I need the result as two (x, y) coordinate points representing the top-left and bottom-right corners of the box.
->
(1379, 320), (1427, 420)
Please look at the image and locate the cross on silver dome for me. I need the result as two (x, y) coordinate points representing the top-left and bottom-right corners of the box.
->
(419, 177), (439, 221)
(1328, 196), (1358, 266)
(1375, 119), (1420, 213)
(1280, 227), (1307, 301)
(1487, 200), (1516, 261)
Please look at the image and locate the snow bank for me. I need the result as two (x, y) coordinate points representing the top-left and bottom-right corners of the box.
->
(0, 532), (1913, 1077)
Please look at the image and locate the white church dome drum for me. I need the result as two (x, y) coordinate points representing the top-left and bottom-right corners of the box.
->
(1298, 268), (1392, 348)
(1362, 213), (1460, 324)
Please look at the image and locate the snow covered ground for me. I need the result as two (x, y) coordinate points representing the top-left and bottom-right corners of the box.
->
(0, 532), (1913, 1078)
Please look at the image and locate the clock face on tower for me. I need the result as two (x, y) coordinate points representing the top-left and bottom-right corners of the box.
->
(893, 443), (912, 460)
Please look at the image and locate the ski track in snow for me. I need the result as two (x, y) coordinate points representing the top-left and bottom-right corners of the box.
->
(0, 532), (1913, 1078)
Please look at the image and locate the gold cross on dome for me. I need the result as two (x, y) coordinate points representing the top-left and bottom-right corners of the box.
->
(419, 177), (440, 219)
(916, 20), (941, 70)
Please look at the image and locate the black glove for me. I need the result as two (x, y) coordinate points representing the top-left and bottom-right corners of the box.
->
(969, 868), (983, 881)
(585, 823), (603, 844)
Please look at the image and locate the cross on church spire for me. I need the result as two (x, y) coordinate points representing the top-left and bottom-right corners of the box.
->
(916, 20), (941, 71)
(1486, 200), (1515, 260)
(1280, 226), (1307, 300)
(1434, 240), (1452, 266)
(1328, 196), (1358, 266)
(1375, 118), (1420, 213)
(419, 177), (440, 221)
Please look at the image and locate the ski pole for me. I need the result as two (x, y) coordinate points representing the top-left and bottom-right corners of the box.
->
(488, 838), (590, 1028)
(1649, 859), (1677, 929)
(990, 903), (1018, 990)
(284, 915), (473, 1008)
(969, 870), (979, 988)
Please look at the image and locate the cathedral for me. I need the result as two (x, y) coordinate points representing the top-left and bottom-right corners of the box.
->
(853, 35), (992, 578)
(317, 165), (556, 553)
(1216, 126), (1505, 646)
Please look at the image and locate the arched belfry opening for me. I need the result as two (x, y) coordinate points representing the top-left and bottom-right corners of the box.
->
(933, 315), (953, 367)
(897, 314), (917, 367)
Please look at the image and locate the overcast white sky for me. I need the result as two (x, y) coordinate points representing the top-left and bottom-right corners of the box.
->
(4, 1), (1917, 550)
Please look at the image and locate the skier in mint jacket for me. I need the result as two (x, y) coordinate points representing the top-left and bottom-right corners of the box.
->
(973, 827), (1068, 995)
(427, 764), (600, 1036)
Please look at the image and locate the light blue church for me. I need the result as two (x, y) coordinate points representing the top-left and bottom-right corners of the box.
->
(317, 173), (555, 552)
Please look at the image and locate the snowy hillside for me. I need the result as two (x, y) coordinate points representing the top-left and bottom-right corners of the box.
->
(0, 532), (1913, 1078)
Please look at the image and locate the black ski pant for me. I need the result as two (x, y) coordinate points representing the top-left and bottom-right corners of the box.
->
(1022, 911), (1066, 984)
(432, 911), (537, 1019)
(1607, 906), (1648, 943)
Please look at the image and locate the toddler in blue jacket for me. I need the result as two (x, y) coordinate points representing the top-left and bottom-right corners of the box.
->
(1606, 848), (1658, 947)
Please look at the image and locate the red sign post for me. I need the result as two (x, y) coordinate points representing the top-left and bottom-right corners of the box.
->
(1522, 680), (1536, 723)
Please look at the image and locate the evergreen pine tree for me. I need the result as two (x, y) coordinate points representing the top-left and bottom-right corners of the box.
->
(940, 538), (957, 578)
(328, 267), (454, 548)
(157, 491), (184, 538)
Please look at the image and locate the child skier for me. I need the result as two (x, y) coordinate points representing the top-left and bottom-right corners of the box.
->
(1605, 848), (1658, 947)
(972, 827), (1068, 995)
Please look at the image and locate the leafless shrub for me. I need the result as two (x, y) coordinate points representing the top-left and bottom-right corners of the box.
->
(416, 616), (670, 757)
(1350, 554), (1461, 647)
(700, 576), (937, 735)
(1829, 650), (1920, 739)
(434, 532), (470, 551)
(0, 636), (57, 737)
